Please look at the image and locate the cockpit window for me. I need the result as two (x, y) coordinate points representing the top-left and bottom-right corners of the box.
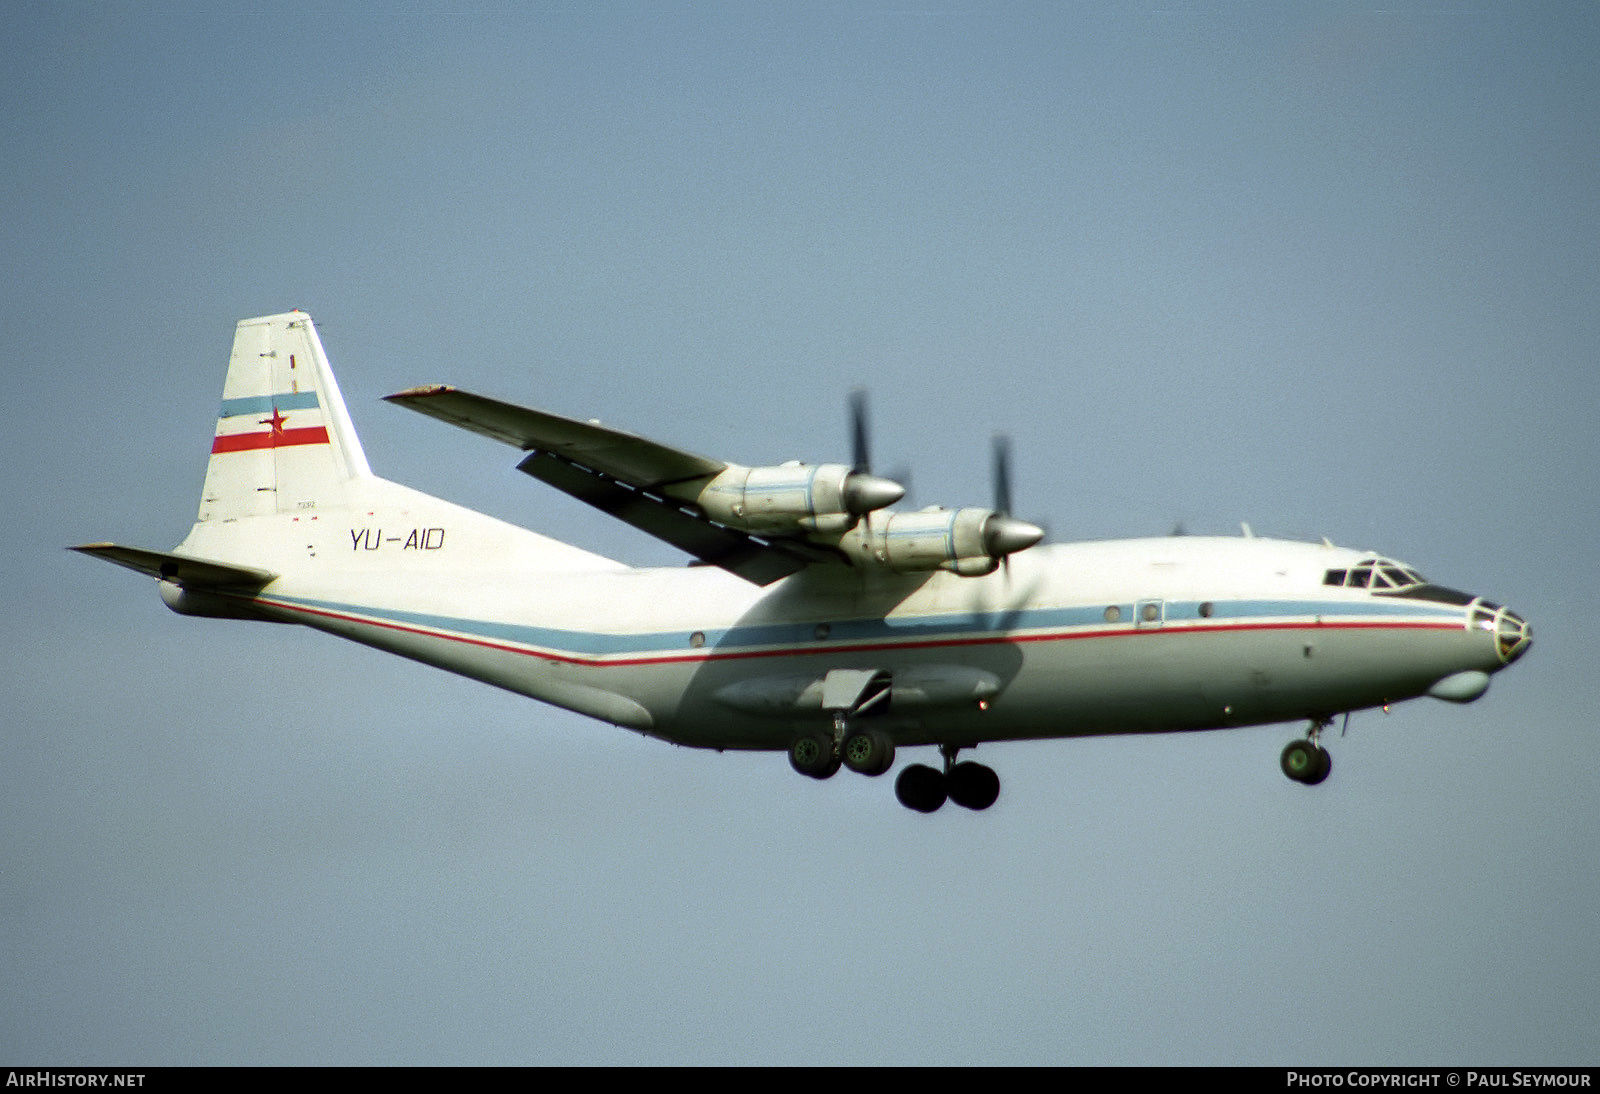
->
(1380, 564), (1416, 587)
(1324, 558), (1426, 590)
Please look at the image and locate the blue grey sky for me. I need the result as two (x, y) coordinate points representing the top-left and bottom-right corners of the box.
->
(4, 2), (1595, 1065)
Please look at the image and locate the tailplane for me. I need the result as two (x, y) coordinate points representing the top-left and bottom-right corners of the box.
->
(198, 311), (371, 522)
(69, 542), (275, 587)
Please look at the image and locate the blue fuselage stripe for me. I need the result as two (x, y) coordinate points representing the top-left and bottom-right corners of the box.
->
(262, 593), (1466, 661)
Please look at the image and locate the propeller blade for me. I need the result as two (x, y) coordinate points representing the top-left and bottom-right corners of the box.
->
(992, 433), (1014, 517)
(850, 388), (872, 475)
(883, 464), (914, 508)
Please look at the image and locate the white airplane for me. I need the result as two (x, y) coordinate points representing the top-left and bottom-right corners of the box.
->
(75, 311), (1532, 812)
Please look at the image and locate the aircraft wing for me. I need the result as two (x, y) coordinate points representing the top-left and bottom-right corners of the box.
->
(385, 386), (725, 487)
(385, 386), (826, 584)
(71, 543), (277, 588)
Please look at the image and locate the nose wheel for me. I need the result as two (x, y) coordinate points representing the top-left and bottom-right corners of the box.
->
(1281, 720), (1333, 785)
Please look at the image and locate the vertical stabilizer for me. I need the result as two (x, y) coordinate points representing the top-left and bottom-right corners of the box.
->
(198, 312), (372, 522)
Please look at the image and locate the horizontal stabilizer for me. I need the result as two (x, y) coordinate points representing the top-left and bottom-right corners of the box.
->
(71, 543), (276, 589)
(385, 385), (724, 488)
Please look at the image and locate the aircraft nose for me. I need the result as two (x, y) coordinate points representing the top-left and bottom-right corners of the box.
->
(1474, 600), (1532, 664)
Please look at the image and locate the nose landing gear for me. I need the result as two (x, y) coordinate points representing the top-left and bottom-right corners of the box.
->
(1281, 719), (1333, 785)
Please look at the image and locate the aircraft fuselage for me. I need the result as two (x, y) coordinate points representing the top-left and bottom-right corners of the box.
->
(215, 531), (1523, 751)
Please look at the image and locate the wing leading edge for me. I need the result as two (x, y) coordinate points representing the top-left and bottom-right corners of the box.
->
(385, 386), (826, 584)
(384, 386), (724, 486)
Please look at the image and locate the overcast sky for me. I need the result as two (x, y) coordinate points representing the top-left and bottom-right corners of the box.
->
(4, 2), (1595, 1065)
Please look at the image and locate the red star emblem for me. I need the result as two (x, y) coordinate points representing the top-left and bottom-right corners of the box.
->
(260, 407), (289, 435)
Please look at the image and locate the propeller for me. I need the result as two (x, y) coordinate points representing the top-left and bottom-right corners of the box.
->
(984, 432), (1045, 562)
(844, 392), (1039, 566)
(842, 389), (905, 516)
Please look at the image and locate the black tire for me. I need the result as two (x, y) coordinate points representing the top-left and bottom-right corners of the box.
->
(789, 730), (840, 779)
(895, 764), (947, 813)
(842, 729), (895, 776)
(1280, 739), (1328, 785)
(947, 762), (1001, 810)
(1304, 745), (1331, 785)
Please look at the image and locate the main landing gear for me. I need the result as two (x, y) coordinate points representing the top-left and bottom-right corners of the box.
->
(787, 719), (895, 779)
(1281, 718), (1333, 786)
(786, 668), (1001, 812)
(788, 667), (899, 783)
(789, 732), (1002, 813)
(895, 745), (1001, 814)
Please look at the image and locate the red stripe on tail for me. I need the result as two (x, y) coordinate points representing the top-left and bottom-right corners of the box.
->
(211, 426), (331, 454)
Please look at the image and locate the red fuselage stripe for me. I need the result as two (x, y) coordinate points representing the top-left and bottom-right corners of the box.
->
(254, 596), (1464, 671)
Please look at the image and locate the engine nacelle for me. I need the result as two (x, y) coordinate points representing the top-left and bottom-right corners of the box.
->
(695, 463), (904, 535)
(866, 507), (1044, 575)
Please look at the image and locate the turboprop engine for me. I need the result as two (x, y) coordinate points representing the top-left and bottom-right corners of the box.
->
(694, 462), (905, 535)
(861, 506), (1045, 576)
(669, 395), (1042, 577)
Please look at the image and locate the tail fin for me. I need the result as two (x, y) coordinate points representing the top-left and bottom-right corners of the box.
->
(198, 312), (372, 522)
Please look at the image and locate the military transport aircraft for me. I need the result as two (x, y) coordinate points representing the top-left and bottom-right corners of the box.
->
(75, 312), (1532, 812)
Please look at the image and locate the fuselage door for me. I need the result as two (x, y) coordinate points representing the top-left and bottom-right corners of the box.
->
(1136, 598), (1165, 628)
